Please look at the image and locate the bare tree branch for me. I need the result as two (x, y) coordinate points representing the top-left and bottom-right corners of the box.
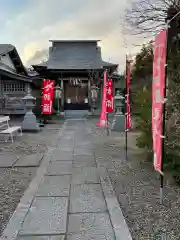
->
(124, 0), (180, 36)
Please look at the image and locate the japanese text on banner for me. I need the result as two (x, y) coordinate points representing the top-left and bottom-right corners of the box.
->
(106, 79), (114, 112)
(42, 79), (54, 115)
(152, 29), (167, 173)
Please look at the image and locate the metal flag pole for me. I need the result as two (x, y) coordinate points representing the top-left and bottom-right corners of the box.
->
(159, 11), (178, 203)
(160, 27), (168, 205)
(107, 112), (109, 136)
(125, 55), (128, 160)
(159, 9), (180, 204)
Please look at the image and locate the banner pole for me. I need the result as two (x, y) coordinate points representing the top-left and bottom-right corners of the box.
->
(107, 112), (109, 136)
(160, 25), (168, 204)
(125, 55), (128, 161)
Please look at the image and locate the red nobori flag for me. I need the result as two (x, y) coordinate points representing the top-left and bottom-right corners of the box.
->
(152, 29), (167, 173)
(42, 79), (54, 114)
(106, 79), (114, 112)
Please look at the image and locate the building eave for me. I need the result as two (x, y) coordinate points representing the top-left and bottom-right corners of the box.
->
(102, 61), (118, 68)
(0, 68), (33, 83)
(0, 44), (28, 76)
(49, 40), (101, 43)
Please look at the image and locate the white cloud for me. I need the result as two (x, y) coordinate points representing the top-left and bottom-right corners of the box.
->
(3, 0), (145, 71)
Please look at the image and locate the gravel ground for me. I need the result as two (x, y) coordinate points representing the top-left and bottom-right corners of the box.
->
(0, 120), (64, 235)
(88, 119), (180, 240)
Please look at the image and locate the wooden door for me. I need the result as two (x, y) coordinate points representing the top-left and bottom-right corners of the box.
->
(64, 81), (89, 110)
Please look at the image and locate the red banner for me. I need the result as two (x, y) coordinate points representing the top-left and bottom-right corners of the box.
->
(106, 79), (114, 112)
(42, 79), (54, 114)
(152, 29), (167, 173)
(97, 71), (107, 127)
(126, 60), (131, 130)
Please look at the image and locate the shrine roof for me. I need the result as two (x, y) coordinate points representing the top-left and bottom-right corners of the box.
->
(47, 40), (102, 70)
(32, 40), (118, 72)
(49, 40), (100, 43)
(32, 42), (118, 72)
(102, 61), (118, 68)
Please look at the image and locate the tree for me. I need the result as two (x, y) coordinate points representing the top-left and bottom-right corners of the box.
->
(124, 0), (180, 37)
(131, 42), (153, 115)
(131, 39), (180, 184)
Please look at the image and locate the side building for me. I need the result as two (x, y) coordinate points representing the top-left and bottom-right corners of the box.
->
(0, 44), (37, 115)
(32, 40), (118, 115)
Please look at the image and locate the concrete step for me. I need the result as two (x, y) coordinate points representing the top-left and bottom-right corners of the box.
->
(64, 110), (89, 119)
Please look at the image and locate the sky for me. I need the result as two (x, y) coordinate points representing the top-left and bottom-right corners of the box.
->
(0, 0), (145, 72)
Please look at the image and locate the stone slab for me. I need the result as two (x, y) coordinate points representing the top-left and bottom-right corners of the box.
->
(72, 167), (100, 184)
(73, 151), (93, 156)
(0, 154), (18, 167)
(19, 197), (68, 235)
(72, 159), (96, 168)
(36, 175), (71, 197)
(46, 161), (72, 175)
(0, 127), (64, 240)
(67, 213), (115, 240)
(51, 151), (73, 161)
(17, 236), (65, 240)
(58, 140), (74, 146)
(67, 234), (110, 240)
(74, 141), (91, 146)
(99, 167), (132, 240)
(57, 146), (74, 152)
(14, 154), (43, 167)
(70, 184), (107, 213)
(61, 134), (73, 138)
(73, 155), (94, 161)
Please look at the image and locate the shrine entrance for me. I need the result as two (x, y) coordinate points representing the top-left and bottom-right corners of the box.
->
(64, 79), (89, 110)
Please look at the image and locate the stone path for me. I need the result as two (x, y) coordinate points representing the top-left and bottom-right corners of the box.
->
(1, 120), (132, 240)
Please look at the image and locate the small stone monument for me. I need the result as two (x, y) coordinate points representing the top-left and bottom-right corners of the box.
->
(55, 84), (61, 116)
(22, 86), (40, 132)
(111, 90), (125, 132)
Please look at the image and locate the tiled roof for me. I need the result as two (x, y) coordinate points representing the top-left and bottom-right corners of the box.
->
(47, 41), (103, 69)
(0, 44), (14, 55)
(32, 40), (118, 71)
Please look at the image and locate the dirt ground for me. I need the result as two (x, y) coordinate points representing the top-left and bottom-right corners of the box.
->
(88, 119), (180, 240)
(0, 120), (63, 235)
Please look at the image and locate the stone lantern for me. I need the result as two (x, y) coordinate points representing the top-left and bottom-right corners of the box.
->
(111, 89), (125, 132)
(114, 90), (125, 114)
(22, 86), (40, 132)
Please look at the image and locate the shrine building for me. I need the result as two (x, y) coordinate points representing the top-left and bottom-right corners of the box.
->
(32, 40), (118, 116)
(0, 44), (38, 115)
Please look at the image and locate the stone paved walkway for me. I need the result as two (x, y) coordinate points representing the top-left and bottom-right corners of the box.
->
(1, 120), (132, 240)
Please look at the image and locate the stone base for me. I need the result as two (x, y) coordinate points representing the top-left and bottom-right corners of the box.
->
(111, 114), (125, 132)
(88, 111), (93, 116)
(22, 111), (40, 132)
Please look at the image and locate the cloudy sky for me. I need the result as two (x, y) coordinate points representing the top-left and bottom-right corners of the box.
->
(0, 0), (144, 72)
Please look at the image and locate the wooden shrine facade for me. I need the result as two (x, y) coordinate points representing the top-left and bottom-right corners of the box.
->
(32, 40), (118, 113)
